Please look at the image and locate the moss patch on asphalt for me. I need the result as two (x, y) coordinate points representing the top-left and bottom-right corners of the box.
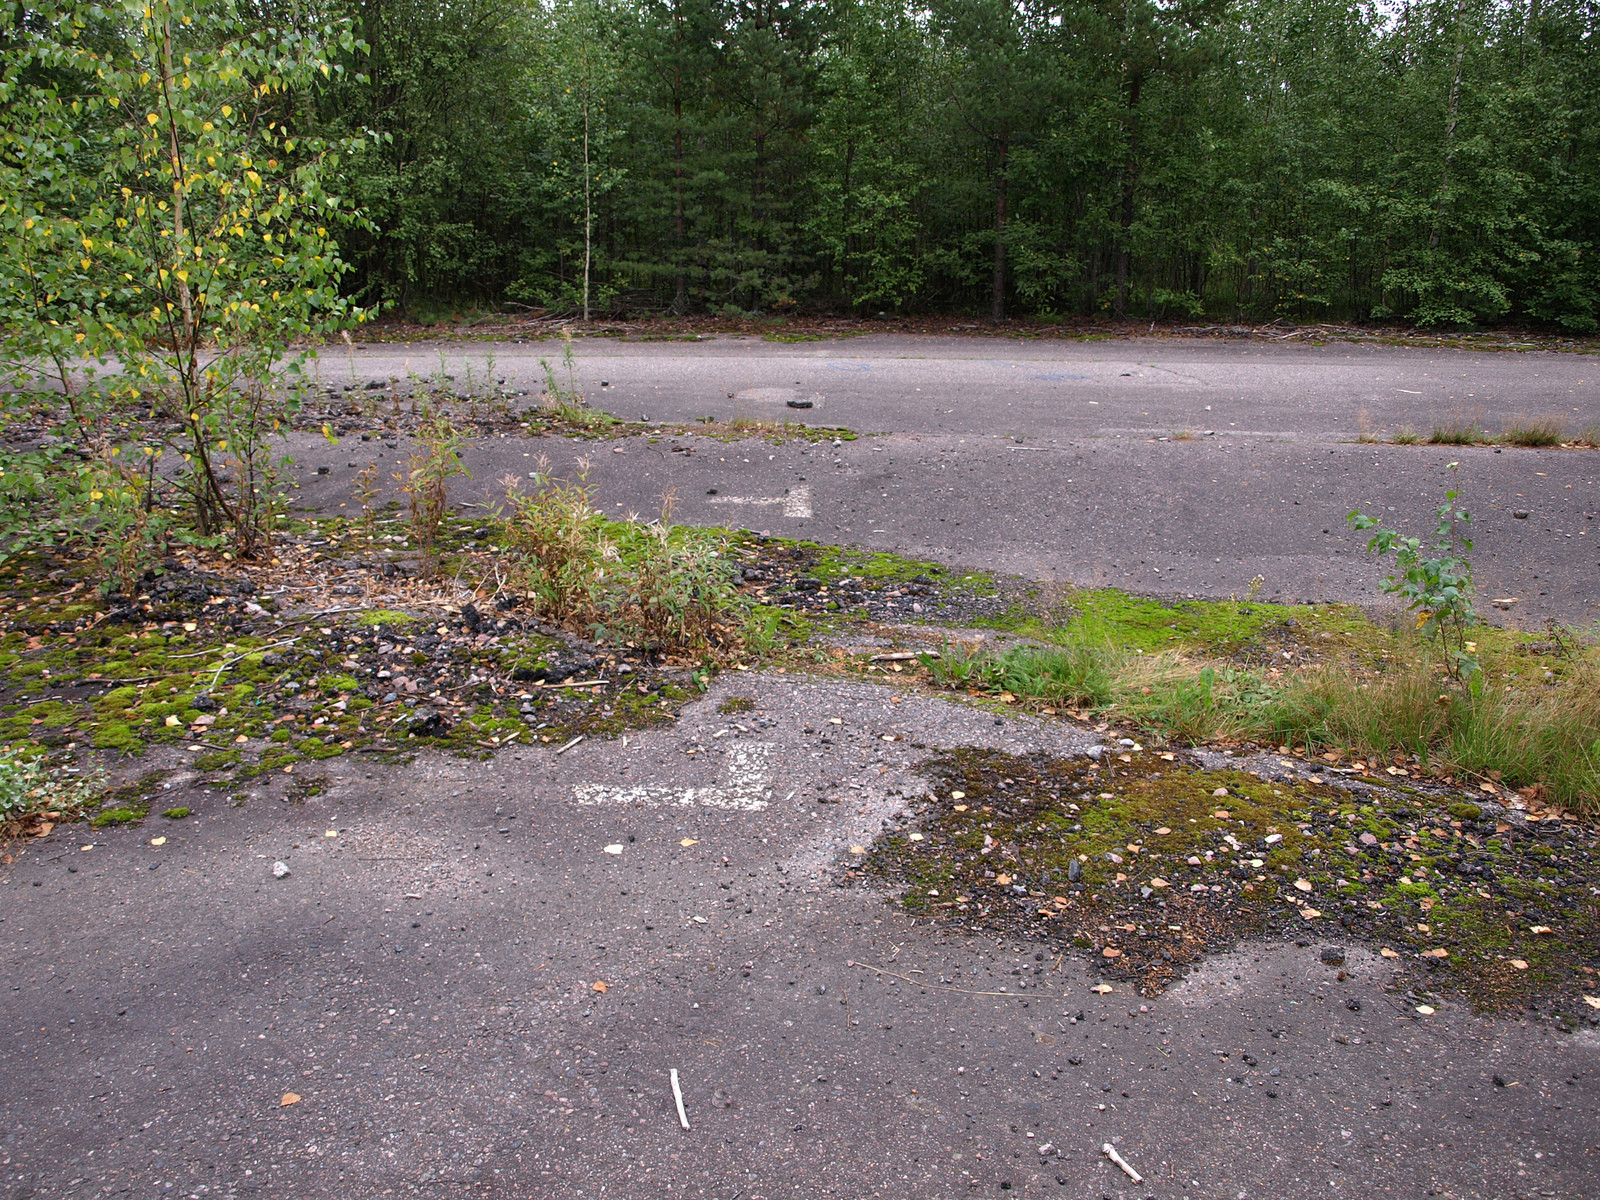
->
(862, 748), (1600, 1021)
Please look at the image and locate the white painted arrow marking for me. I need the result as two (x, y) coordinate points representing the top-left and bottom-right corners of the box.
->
(706, 484), (812, 519)
(573, 742), (775, 811)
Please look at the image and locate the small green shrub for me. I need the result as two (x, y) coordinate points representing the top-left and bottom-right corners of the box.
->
(1349, 468), (1479, 680)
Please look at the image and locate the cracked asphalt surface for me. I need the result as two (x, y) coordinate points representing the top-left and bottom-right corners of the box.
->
(295, 335), (1600, 624)
(5, 676), (1598, 1199)
(6, 335), (1600, 1199)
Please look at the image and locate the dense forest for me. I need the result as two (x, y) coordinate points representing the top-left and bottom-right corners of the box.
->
(9, 0), (1600, 328)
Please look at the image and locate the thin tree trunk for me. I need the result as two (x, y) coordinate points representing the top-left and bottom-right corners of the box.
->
(1431, 0), (1470, 250)
(158, 20), (195, 353)
(992, 137), (1007, 322)
(583, 94), (592, 322)
(673, 83), (686, 314)
(1114, 70), (1143, 321)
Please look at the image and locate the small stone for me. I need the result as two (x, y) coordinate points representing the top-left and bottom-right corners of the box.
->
(1358, 832), (1379, 846)
(1320, 946), (1346, 966)
(1067, 860), (1082, 883)
(271, 861), (290, 879)
(1512, 510), (1530, 519)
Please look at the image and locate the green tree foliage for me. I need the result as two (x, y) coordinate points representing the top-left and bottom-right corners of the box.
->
(29, 0), (1599, 329)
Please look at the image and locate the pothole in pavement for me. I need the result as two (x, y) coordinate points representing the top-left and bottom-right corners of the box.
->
(858, 747), (1600, 1020)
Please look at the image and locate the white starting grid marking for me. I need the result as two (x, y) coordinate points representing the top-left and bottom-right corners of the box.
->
(706, 484), (812, 519)
(573, 742), (776, 811)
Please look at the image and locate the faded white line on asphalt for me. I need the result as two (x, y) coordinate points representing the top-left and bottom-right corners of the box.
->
(706, 484), (812, 519)
(573, 742), (775, 811)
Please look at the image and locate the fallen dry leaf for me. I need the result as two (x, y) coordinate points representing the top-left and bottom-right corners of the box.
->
(679, 838), (699, 847)
(149, 836), (166, 847)
(1091, 984), (1113, 994)
(1584, 996), (1600, 1010)
(950, 791), (965, 801)
(1300, 908), (1322, 920)
(592, 980), (609, 993)
(32, 822), (53, 837)
(1424, 948), (1449, 959)
(280, 1093), (301, 1107)
(994, 873), (1012, 886)
(1154, 826), (1171, 835)
(1294, 878), (1314, 893)
(603, 844), (623, 855)
(849, 845), (866, 855)
(1381, 948), (1401, 959)
(1530, 925), (1555, 935)
(1510, 959), (1530, 970)
(1102, 947), (1122, 958)
(1415, 1005), (1435, 1016)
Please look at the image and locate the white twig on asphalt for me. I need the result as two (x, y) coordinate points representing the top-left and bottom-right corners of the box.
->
(1102, 1143), (1142, 1183)
(670, 1069), (690, 1130)
(554, 735), (584, 755)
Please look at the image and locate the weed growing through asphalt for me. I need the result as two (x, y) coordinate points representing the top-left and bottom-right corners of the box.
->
(0, 747), (100, 832)
(540, 329), (615, 431)
(499, 465), (750, 656)
(397, 413), (469, 579)
(1349, 465), (1479, 680)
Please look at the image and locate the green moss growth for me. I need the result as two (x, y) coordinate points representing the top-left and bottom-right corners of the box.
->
(91, 803), (148, 827)
(162, 807), (191, 819)
(91, 721), (142, 754)
(718, 696), (756, 714)
(863, 747), (1600, 1012)
(241, 749), (299, 778)
(193, 749), (241, 771)
(359, 609), (416, 627)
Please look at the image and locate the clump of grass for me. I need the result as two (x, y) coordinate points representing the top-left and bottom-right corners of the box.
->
(1498, 418), (1565, 448)
(1392, 426), (1421, 445)
(1429, 421), (1486, 445)
(914, 636), (1600, 812)
(1576, 424), (1600, 449)
(1356, 407), (1379, 444)
(1264, 658), (1600, 811)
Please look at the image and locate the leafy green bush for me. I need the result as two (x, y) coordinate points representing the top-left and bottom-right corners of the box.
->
(0, 0), (371, 570)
